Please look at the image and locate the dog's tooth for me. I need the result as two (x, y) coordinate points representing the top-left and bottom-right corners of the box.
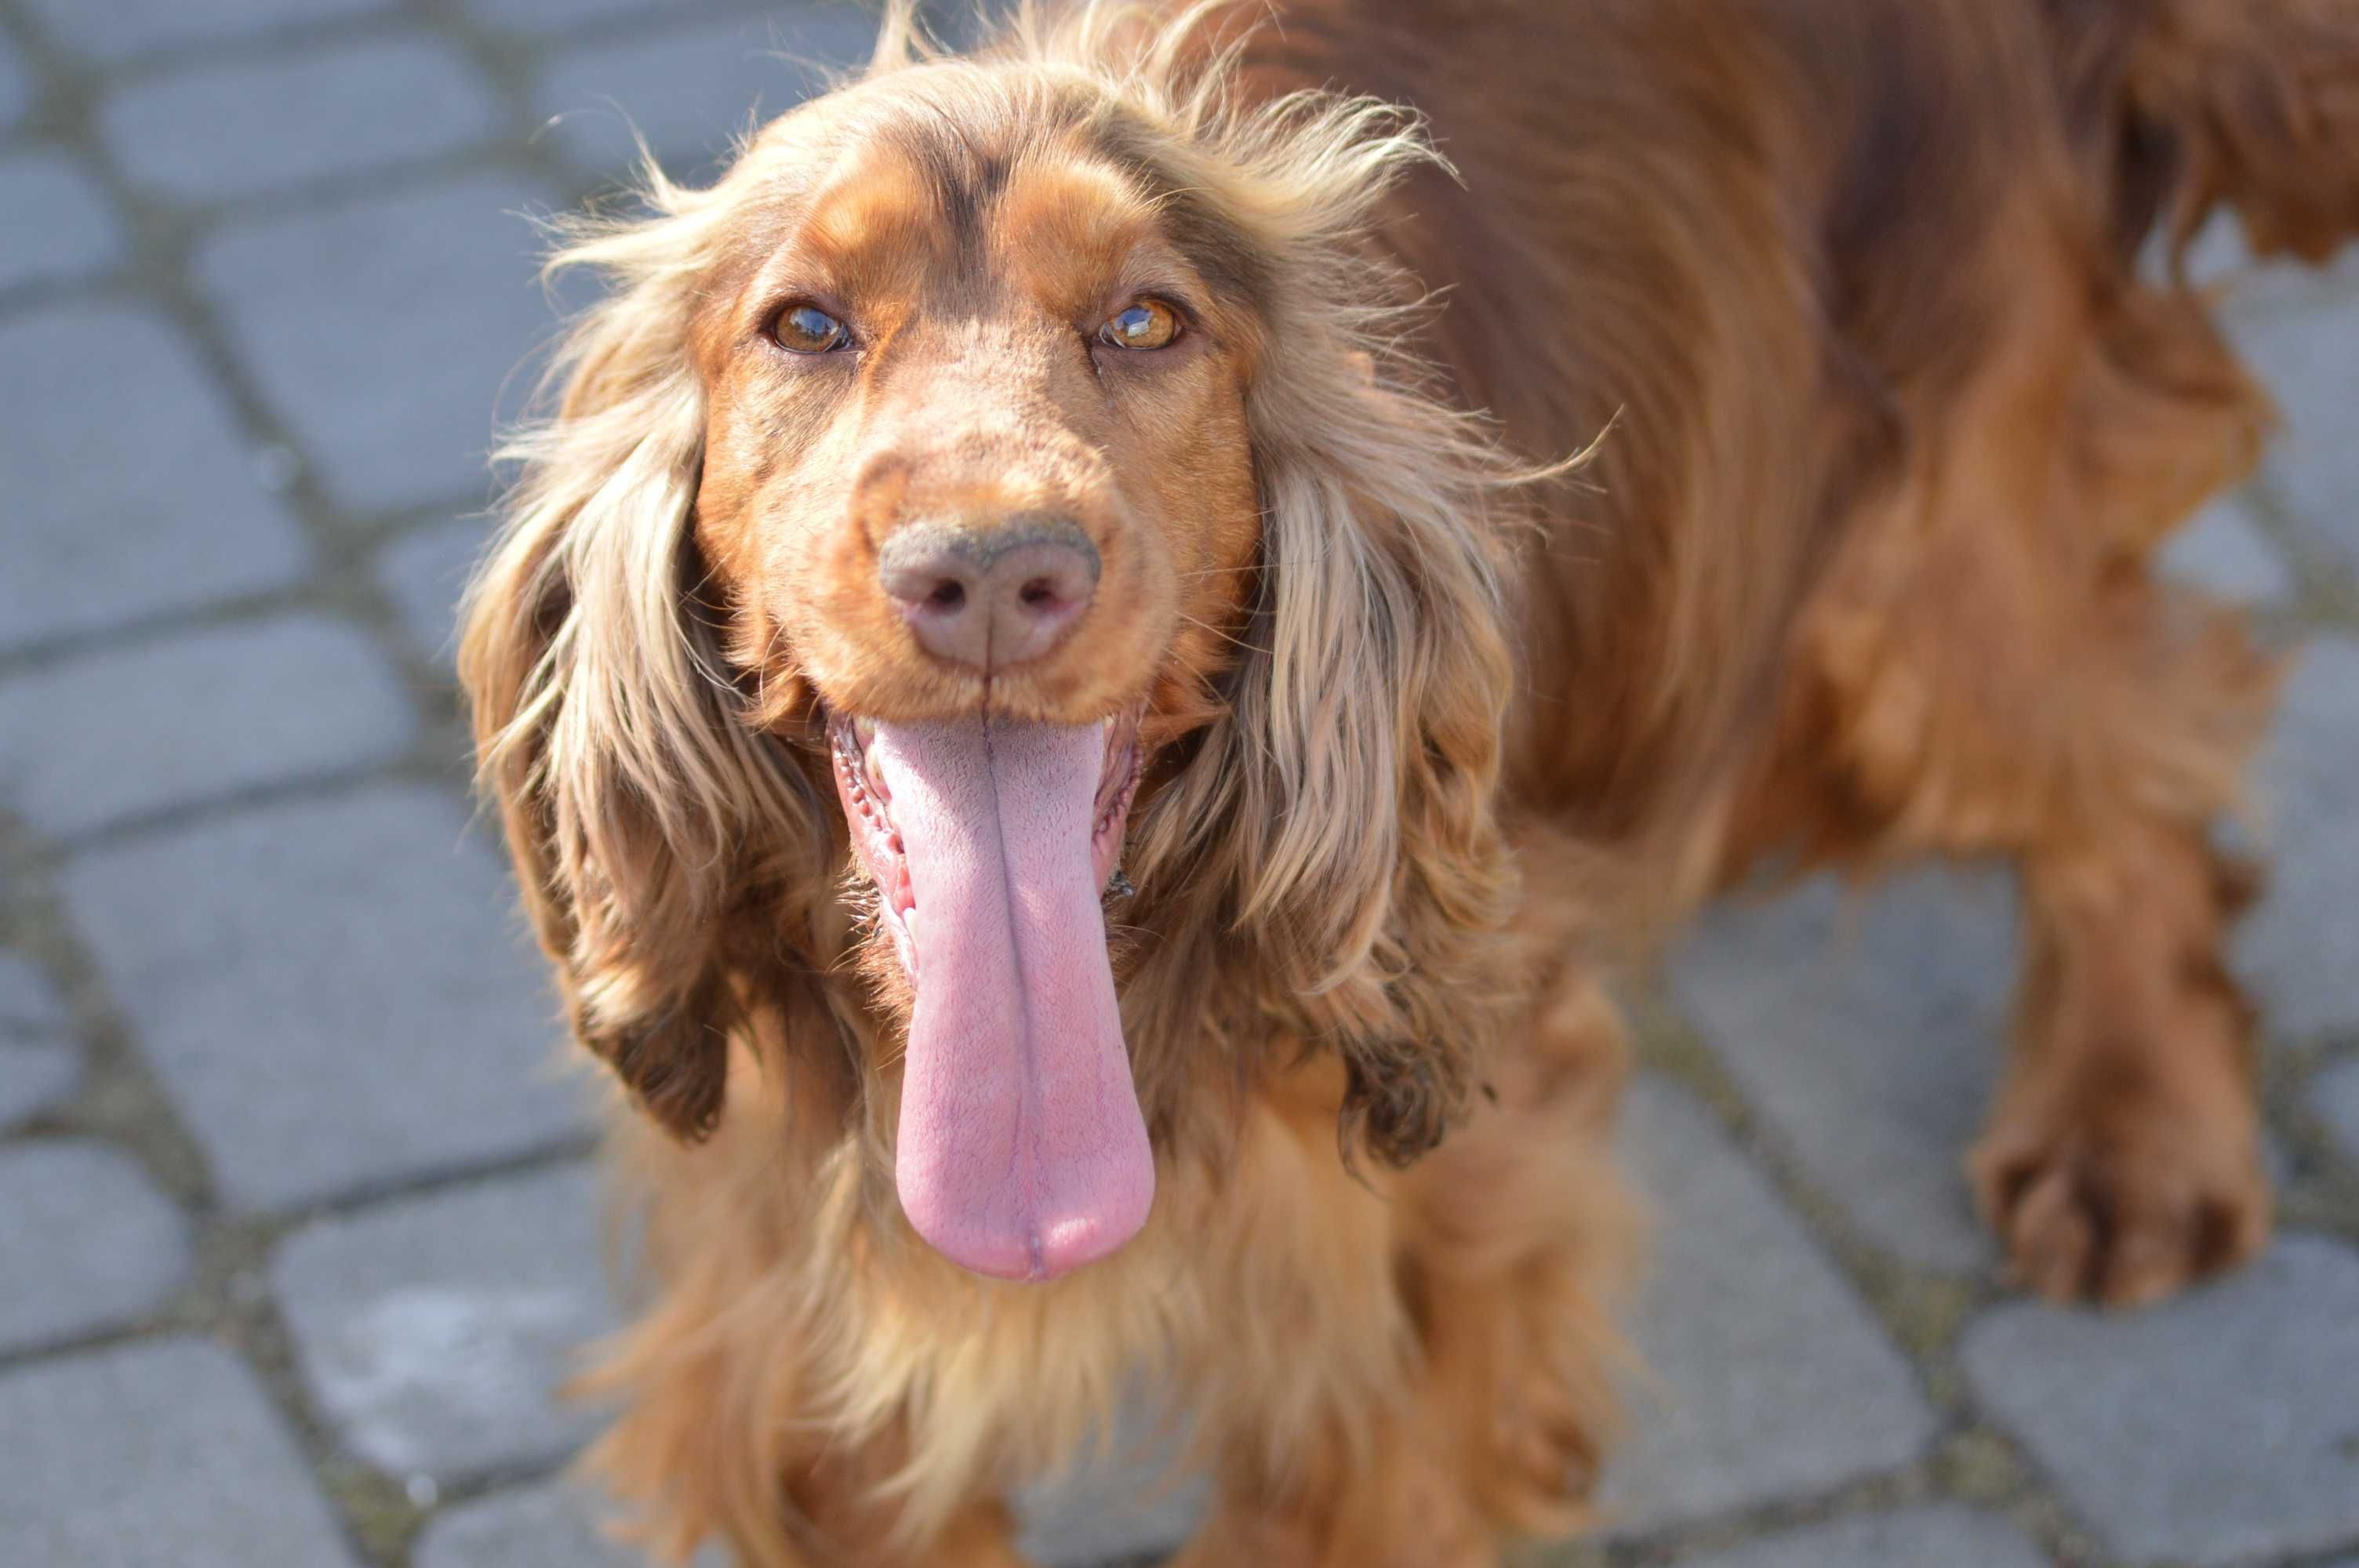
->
(853, 716), (877, 745)
(901, 906), (919, 946)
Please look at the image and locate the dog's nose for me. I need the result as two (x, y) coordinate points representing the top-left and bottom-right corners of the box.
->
(878, 517), (1100, 670)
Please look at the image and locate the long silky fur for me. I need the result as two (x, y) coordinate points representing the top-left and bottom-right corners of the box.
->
(460, 1), (1542, 1556)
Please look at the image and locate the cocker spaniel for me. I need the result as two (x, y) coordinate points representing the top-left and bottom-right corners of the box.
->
(458, 1), (2359, 1562)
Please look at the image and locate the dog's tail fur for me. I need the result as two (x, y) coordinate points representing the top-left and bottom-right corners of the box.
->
(2050, 0), (2359, 262)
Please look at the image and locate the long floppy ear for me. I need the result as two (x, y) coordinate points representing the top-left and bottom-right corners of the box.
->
(1118, 81), (1524, 1167)
(1231, 365), (1522, 1167)
(458, 180), (830, 1141)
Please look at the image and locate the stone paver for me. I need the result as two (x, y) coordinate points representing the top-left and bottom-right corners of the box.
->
(0, 1037), (78, 1129)
(2226, 289), (2359, 571)
(378, 517), (493, 659)
(0, 614), (416, 837)
(534, 7), (876, 178)
(100, 35), (503, 205)
(20, 0), (396, 64)
(195, 172), (562, 514)
(416, 1477), (725, 1568)
(0, 303), (309, 653)
(0, 31), (30, 130)
(1672, 869), (2013, 1272)
(0, 1141), (189, 1352)
(0, 151), (126, 293)
(2162, 491), (2295, 604)
(468, 0), (758, 34)
(0, 953), (81, 1127)
(2242, 637), (2359, 1038)
(60, 784), (583, 1210)
(274, 1163), (613, 1479)
(1961, 1235), (2359, 1565)
(2314, 1058), (2359, 1167)
(0, 1338), (359, 1567)
(1670, 1506), (2049, 1568)
(1601, 1078), (1939, 1534)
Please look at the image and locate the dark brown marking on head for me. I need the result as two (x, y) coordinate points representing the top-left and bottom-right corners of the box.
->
(1086, 112), (1274, 314)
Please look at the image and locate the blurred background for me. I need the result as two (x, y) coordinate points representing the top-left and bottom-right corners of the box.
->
(1, 2), (2355, 1566)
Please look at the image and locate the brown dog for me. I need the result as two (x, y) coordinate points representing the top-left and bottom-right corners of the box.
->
(458, 1), (2359, 1562)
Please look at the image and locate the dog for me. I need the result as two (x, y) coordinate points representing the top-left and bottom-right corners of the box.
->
(457, 1), (2359, 1561)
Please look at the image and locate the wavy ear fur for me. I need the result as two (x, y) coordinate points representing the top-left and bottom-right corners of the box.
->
(1065, 16), (1524, 1165)
(458, 173), (831, 1142)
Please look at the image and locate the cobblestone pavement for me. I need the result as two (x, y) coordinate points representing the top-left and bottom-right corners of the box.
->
(3, 2), (2356, 1566)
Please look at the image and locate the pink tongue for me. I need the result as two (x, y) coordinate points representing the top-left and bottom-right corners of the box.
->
(867, 716), (1152, 1280)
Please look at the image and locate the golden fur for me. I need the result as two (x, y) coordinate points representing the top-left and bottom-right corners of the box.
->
(458, 1), (2359, 1561)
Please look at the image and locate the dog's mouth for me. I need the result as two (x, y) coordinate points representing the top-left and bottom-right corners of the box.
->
(829, 706), (1150, 1281)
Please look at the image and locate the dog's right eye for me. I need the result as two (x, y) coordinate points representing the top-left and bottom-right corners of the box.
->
(772, 305), (850, 354)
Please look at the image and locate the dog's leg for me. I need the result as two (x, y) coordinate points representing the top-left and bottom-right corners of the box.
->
(1970, 816), (2270, 1308)
(1170, 966), (1635, 1567)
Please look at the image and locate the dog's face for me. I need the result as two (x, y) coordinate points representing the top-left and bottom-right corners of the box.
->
(464, 37), (1517, 1291)
(684, 78), (1269, 1279)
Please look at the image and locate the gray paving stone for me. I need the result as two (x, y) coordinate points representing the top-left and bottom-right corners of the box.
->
(0, 1141), (191, 1352)
(1670, 1505), (2048, 1568)
(0, 303), (310, 653)
(0, 953), (81, 1127)
(0, 614), (416, 837)
(0, 151), (127, 292)
(2225, 288), (2359, 571)
(2242, 638), (2359, 1038)
(195, 172), (562, 515)
(100, 36), (502, 205)
(467, 0), (758, 34)
(1961, 1234), (2359, 1565)
(0, 31), (29, 130)
(0, 1338), (359, 1567)
(534, 7), (878, 179)
(275, 1163), (614, 1478)
(378, 517), (492, 661)
(1600, 1078), (1939, 1534)
(0, 1039), (78, 1127)
(2314, 1058), (2359, 1167)
(60, 782), (584, 1210)
(1673, 868), (2013, 1272)
(2161, 491), (2295, 604)
(21, 0), (394, 64)
(0, 949), (69, 1033)
(416, 1477), (725, 1568)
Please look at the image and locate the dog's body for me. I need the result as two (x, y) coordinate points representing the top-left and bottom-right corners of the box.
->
(460, 2), (2359, 1563)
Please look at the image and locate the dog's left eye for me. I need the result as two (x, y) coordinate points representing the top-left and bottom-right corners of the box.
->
(1098, 299), (1180, 350)
(772, 304), (850, 354)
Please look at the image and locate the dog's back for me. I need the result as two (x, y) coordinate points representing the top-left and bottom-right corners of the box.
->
(1243, 0), (2348, 884)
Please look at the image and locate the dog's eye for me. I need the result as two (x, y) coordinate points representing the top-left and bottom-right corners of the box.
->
(1098, 299), (1180, 351)
(772, 304), (849, 354)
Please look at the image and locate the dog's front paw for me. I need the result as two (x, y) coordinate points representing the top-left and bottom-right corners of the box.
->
(1968, 1047), (2270, 1309)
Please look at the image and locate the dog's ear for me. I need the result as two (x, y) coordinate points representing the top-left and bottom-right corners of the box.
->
(1136, 328), (1522, 1167)
(459, 195), (829, 1142)
(1103, 84), (1525, 1168)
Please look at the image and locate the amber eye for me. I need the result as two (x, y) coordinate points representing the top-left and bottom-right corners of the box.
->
(772, 304), (849, 354)
(1097, 299), (1180, 350)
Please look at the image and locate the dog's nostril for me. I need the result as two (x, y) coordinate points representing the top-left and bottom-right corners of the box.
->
(878, 517), (1101, 670)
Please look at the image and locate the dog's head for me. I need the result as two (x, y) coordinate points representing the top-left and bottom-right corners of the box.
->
(462, 3), (1518, 1280)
